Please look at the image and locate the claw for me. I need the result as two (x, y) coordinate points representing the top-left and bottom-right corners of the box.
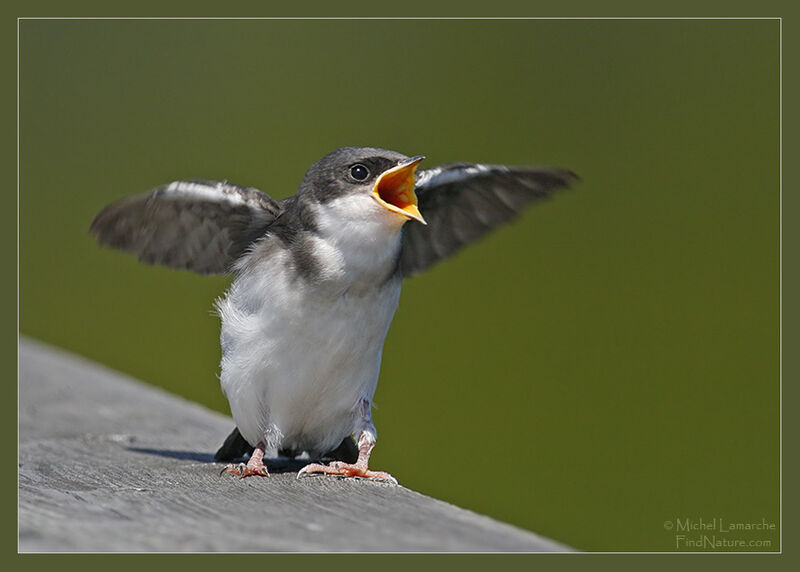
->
(221, 463), (270, 478)
(221, 463), (247, 476)
(296, 463), (322, 479)
(241, 465), (269, 478)
(220, 441), (269, 478)
(297, 461), (397, 484)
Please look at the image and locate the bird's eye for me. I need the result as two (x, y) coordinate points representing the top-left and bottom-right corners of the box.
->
(349, 164), (369, 181)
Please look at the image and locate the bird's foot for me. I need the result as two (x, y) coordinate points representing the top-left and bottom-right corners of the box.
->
(220, 441), (269, 478)
(297, 461), (397, 484)
(220, 462), (269, 478)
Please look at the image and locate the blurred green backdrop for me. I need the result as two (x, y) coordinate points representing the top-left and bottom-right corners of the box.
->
(19, 19), (779, 551)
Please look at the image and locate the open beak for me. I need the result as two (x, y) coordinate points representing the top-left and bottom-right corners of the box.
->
(371, 156), (426, 225)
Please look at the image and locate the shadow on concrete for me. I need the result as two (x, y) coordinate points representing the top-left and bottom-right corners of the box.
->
(127, 447), (217, 463)
(126, 446), (309, 474)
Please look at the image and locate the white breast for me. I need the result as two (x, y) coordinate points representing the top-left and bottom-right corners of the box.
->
(216, 194), (405, 456)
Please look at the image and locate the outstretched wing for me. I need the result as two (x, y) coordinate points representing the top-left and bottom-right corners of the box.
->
(400, 163), (578, 277)
(90, 180), (283, 274)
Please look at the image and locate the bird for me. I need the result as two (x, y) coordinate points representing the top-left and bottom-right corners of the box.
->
(90, 146), (577, 482)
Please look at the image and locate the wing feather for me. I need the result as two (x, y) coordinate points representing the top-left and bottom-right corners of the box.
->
(90, 180), (282, 274)
(401, 163), (578, 277)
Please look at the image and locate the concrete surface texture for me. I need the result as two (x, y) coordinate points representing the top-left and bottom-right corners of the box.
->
(18, 337), (570, 552)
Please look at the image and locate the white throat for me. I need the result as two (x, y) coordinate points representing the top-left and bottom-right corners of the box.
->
(308, 194), (407, 289)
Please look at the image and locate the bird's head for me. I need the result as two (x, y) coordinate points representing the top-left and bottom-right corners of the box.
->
(299, 147), (427, 227)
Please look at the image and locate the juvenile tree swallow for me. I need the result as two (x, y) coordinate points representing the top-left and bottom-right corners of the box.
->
(91, 147), (577, 482)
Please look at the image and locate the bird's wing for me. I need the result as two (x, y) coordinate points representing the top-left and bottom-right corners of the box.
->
(90, 180), (283, 274)
(214, 426), (359, 464)
(214, 426), (254, 462)
(400, 163), (578, 277)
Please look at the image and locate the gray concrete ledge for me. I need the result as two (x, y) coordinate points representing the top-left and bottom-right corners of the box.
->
(18, 337), (571, 552)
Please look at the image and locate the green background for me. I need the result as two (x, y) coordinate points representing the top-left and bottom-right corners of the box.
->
(19, 19), (779, 551)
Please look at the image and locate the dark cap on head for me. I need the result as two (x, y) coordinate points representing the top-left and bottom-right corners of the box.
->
(298, 147), (411, 203)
